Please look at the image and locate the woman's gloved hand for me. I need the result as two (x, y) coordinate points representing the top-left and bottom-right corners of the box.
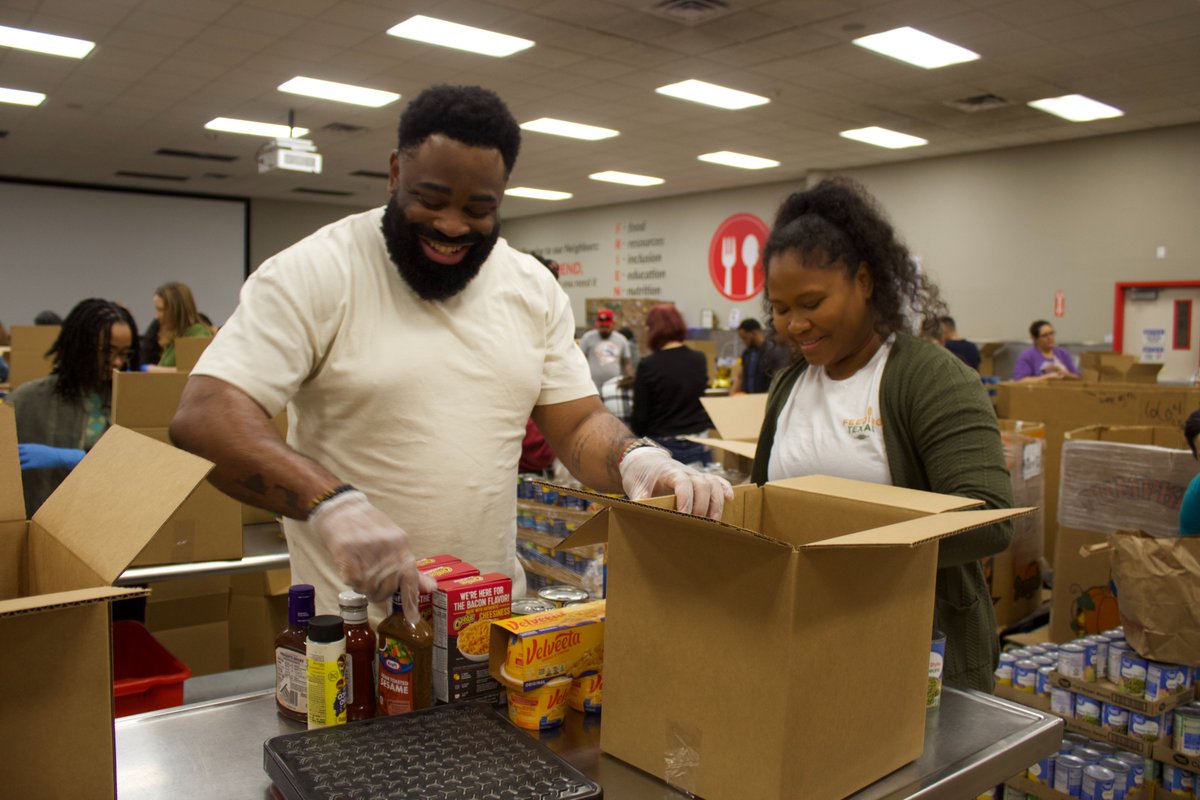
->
(18, 443), (86, 471)
(308, 489), (436, 622)
(619, 445), (733, 520)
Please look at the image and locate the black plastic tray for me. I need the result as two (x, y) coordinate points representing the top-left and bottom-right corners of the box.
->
(263, 702), (603, 800)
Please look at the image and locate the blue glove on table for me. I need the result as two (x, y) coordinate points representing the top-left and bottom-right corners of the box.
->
(18, 443), (86, 471)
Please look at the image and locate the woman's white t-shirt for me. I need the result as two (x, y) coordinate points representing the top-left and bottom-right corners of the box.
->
(767, 339), (893, 485)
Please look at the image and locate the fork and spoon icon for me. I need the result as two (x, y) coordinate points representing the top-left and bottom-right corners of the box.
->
(720, 233), (761, 296)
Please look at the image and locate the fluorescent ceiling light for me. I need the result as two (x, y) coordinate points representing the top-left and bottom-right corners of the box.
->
(0, 87), (46, 106)
(852, 26), (979, 69)
(520, 117), (618, 141)
(697, 151), (779, 170)
(278, 76), (399, 108)
(1027, 94), (1124, 122)
(589, 171), (664, 187)
(655, 79), (769, 110)
(204, 117), (309, 138)
(387, 15), (533, 57)
(839, 126), (928, 149)
(0, 24), (95, 59)
(505, 187), (573, 201)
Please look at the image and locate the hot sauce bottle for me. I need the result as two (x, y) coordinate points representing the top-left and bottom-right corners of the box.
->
(338, 590), (376, 722)
(376, 592), (433, 715)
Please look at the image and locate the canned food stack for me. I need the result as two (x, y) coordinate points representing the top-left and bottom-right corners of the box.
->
(516, 476), (606, 598)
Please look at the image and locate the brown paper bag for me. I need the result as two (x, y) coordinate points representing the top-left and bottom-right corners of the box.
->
(1108, 530), (1200, 666)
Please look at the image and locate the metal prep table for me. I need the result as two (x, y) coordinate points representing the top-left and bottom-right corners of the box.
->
(116, 686), (1061, 799)
(115, 523), (289, 585)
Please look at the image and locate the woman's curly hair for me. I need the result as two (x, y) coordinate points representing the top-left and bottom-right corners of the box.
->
(762, 177), (946, 338)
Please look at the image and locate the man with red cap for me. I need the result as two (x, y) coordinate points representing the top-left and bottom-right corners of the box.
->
(579, 308), (632, 392)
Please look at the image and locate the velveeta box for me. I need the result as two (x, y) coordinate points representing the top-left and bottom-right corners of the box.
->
(489, 600), (606, 691)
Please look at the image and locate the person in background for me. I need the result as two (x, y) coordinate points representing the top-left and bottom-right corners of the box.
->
(34, 310), (62, 325)
(939, 315), (981, 371)
(599, 374), (633, 426)
(578, 308), (632, 391)
(1181, 410), (1200, 536)
(618, 325), (640, 373)
(139, 318), (163, 366)
(7, 298), (140, 513)
(731, 317), (788, 394)
(168, 84), (731, 625)
(154, 281), (213, 368)
(750, 177), (1013, 692)
(1013, 320), (1079, 381)
(631, 304), (714, 466)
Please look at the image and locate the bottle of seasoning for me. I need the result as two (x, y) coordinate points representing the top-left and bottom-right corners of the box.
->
(376, 592), (433, 715)
(338, 590), (376, 722)
(306, 614), (348, 730)
(275, 584), (315, 722)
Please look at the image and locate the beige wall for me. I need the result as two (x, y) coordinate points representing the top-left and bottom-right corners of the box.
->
(249, 197), (370, 271)
(504, 123), (1200, 345)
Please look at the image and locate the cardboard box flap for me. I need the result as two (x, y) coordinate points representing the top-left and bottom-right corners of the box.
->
(767, 475), (983, 513)
(699, 394), (767, 441)
(802, 507), (1035, 550)
(0, 585), (148, 618)
(0, 404), (25, 522)
(686, 437), (758, 460)
(31, 425), (213, 584)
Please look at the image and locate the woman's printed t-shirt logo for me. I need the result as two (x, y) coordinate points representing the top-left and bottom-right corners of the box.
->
(842, 406), (882, 440)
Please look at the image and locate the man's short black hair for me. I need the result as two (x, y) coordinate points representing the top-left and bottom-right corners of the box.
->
(1185, 409), (1200, 458)
(397, 84), (521, 174)
(939, 315), (956, 328)
(738, 318), (762, 332)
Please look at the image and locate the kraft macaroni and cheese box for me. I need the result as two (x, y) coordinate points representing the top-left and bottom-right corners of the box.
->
(433, 573), (512, 704)
(489, 600), (606, 691)
(419, 560), (479, 625)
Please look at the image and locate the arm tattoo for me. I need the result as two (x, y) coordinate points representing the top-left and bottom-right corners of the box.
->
(235, 473), (268, 496)
(274, 484), (306, 517)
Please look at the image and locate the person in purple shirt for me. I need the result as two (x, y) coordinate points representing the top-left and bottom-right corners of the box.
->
(1012, 319), (1080, 381)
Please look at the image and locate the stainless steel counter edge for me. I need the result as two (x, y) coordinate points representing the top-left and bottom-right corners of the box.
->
(116, 522), (288, 584)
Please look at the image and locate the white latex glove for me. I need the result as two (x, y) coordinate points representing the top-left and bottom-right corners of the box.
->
(619, 446), (733, 520)
(309, 490), (436, 623)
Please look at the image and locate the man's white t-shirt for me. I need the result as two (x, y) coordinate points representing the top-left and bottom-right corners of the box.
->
(767, 340), (893, 486)
(193, 207), (597, 622)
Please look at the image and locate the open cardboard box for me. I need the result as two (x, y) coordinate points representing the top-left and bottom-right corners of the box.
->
(557, 474), (1031, 800)
(0, 404), (213, 799)
(112, 371), (243, 565)
(684, 393), (766, 475)
(1079, 352), (1163, 384)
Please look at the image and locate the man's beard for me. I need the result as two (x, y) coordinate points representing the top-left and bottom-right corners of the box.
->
(598, 329), (612, 339)
(381, 194), (500, 301)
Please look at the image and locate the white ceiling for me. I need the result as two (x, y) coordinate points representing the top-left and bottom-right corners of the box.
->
(2, 0), (1199, 218)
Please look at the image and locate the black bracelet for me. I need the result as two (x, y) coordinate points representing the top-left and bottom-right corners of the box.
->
(308, 483), (357, 516)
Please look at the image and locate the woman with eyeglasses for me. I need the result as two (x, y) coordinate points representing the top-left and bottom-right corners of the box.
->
(1012, 320), (1080, 382)
(7, 298), (140, 514)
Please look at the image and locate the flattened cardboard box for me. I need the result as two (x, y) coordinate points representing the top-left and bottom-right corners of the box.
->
(113, 371), (242, 565)
(558, 474), (1031, 800)
(994, 382), (1200, 567)
(0, 405), (212, 800)
(686, 393), (767, 476)
(1050, 425), (1190, 643)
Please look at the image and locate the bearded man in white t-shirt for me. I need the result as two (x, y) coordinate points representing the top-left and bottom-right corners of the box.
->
(170, 85), (732, 625)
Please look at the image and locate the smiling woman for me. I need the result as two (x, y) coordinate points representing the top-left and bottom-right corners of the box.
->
(750, 177), (1014, 694)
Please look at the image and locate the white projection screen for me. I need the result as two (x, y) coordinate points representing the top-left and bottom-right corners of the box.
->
(0, 180), (248, 335)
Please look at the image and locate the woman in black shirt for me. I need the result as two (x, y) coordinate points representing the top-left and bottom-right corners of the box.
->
(631, 304), (714, 465)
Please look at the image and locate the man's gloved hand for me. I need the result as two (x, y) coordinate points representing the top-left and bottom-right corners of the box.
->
(18, 443), (86, 471)
(308, 490), (436, 622)
(619, 445), (733, 520)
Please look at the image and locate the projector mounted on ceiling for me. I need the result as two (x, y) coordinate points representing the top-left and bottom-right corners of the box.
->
(258, 136), (322, 175)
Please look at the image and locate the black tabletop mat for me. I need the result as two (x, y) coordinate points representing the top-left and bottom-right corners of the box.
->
(263, 702), (602, 800)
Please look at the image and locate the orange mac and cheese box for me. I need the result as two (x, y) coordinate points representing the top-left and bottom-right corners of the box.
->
(433, 572), (512, 703)
(489, 600), (605, 691)
(418, 560), (479, 624)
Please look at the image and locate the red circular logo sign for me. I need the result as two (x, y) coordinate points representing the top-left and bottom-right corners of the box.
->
(708, 213), (770, 301)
